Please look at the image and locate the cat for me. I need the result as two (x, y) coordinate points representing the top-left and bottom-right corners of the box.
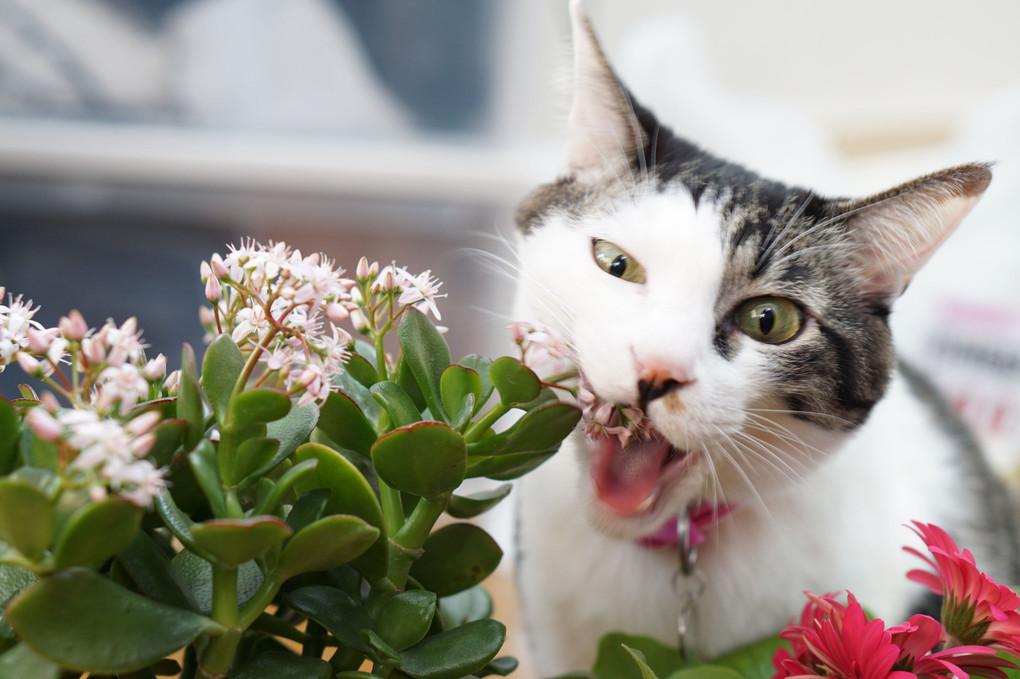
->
(513, 1), (1020, 674)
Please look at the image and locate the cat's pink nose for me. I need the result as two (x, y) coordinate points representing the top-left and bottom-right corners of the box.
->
(636, 361), (693, 408)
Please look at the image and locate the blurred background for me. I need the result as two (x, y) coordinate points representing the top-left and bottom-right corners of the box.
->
(1, 1), (1019, 654)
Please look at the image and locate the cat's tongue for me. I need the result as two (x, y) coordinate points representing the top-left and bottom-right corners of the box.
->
(590, 435), (671, 515)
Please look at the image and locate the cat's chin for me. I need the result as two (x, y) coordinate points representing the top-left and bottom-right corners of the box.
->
(582, 429), (703, 539)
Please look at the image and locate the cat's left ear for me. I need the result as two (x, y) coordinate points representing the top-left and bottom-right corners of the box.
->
(837, 163), (991, 299)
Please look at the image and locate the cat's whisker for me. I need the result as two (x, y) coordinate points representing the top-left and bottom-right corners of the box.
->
(756, 193), (814, 272)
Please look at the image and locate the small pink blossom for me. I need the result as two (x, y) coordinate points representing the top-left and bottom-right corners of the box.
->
(26, 407), (62, 442)
(59, 310), (89, 341)
(205, 275), (222, 302)
(142, 354), (167, 381)
(15, 351), (41, 376)
(94, 363), (149, 415)
(396, 268), (445, 320)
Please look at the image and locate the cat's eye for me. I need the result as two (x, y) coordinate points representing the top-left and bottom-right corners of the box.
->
(735, 297), (803, 344)
(592, 239), (646, 283)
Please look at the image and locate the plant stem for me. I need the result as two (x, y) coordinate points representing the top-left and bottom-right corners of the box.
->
(378, 478), (404, 536)
(387, 495), (448, 588)
(464, 403), (510, 443)
(198, 565), (241, 677)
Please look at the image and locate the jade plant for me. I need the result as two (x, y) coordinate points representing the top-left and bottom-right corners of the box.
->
(0, 239), (580, 679)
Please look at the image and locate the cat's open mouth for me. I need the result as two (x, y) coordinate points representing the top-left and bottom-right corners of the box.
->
(588, 430), (695, 516)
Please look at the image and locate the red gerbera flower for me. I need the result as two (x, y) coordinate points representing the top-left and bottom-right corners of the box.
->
(906, 521), (1020, 655)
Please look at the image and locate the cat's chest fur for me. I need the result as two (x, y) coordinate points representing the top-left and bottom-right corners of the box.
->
(512, 2), (1019, 675)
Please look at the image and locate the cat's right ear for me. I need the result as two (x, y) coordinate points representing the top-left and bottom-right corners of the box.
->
(564, 0), (648, 179)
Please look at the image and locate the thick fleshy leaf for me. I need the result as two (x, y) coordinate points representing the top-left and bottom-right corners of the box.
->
(361, 628), (401, 665)
(232, 437), (280, 486)
(371, 381), (422, 428)
(410, 524), (502, 596)
(396, 357), (428, 413)
(6, 567), (218, 673)
(153, 486), (209, 559)
(466, 451), (553, 481)
(0, 643), (62, 679)
(346, 352), (379, 388)
(370, 590), (437, 651)
(188, 440), (226, 517)
(481, 656), (520, 677)
(318, 391), (378, 457)
(116, 531), (197, 611)
(441, 365), (482, 428)
(622, 646), (659, 679)
(0, 401), (20, 475)
(468, 402), (580, 457)
(284, 488), (329, 535)
(227, 389), (291, 434)
(258, 401), (318, 473)
(438, 586), (493, 630)
(372, 422), (466, 500)
(284, 586), (374, 654)
(489, 357), (541, 406)
(0, 564), (36, 639)
(171, 549), (263, 615)
(276, 515), (379, 581)
(202, 334), (245, 425)
(457, 355), (494, 414)
(446, 483), (513, 519)
(398, 307), (451, 422)
(593, 633), (687, 679)
(292, 443), (387, 580)
(335, 371), (381, 424)
(177, 343), (205, 451)
(233, 651), (333, 679)
(52, 498), (143, 569)
(252, 459), (319, 517)
(337, 672), (385, 679)
(190, 516), (291, 567)
(147, 418), (186, 468)
(0, 480), (53, 559)
(712, 634), (787, 679)
(399, 619), (506, 679)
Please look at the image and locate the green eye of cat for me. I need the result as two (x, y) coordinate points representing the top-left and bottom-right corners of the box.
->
(592, 239), (646, 283)
(735, 297), (803, 344)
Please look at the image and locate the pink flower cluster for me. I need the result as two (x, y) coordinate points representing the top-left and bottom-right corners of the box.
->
(774, 522), (1020, 679)
(201, 240), (357, 407)
(349, 257), (446, 333)
(511, 321), (573, 373)
(577, 377), (653, 447)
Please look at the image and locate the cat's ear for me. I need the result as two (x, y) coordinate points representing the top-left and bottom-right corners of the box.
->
(837, 163), (991, 298)
(565, 0), (648, 178)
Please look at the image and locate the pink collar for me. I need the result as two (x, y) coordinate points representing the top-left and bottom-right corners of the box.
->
(636, 503), (739, 549)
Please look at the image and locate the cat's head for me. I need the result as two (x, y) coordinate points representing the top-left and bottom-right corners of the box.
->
(513, 1), (990, 539)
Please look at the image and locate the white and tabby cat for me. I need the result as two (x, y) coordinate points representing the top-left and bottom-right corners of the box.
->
(514, 2), (1020, 673)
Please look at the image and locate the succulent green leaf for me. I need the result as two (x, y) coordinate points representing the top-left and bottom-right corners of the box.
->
(622, 646), (660, 679)
(116, 531), (197, 611)
(467, 402), (580, 457)
(252, 458), (319, 517)
(361, 628), (401, 664)
(409, 523), (502, 597)
(398, 307), (451, 422)
(346, 352), (380, 388)
(284, 487), (329, 534)
(480, 656), (520, 677)
(0, 401), (20, 476)
(592, 633), (687, 679)
(202, 334), (245, 425)
(318, 391), (378, 457)
(23, 436), (57, 472)
(0, 564), (36, 640)
(276, 515), (379, 581)
(146, 418), (186, 468)
(371, 422), (466, 500)
(0, 642), (62, 679)
(489, 357), (541, 406)
(370, 590), (437, 651)
(227, 389), (292, 434)
(0, 480), (53, 560)
(371, 381), (422, 428)
(441, 365), (482, 428)
(438, 586), (493, 630)
(337, 672), (385, 679)
(6, 567), (219, 674)
(284, 586), (374, 655)
(190, 516), (292, 567)
(171, 549), (263, 616)
(177, 343), (205, 451)
(711, 634), (787, 679)
(466, 451), (553, 481)
(232, 437), (280, 486)
(396, 357), (428, 413)
(292, 443), (387, 580)
(457, 355), (494, 414)
(188, 439), (226, 516)
(335, 371), (381, 425)
(232, 651), (333, 679)
(399, 619), (506, 679)
(52, 498), (142, 570)
(259, 401), (318, 469)
(446, 483), (513, 519)
(153, 487), (208, 559)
